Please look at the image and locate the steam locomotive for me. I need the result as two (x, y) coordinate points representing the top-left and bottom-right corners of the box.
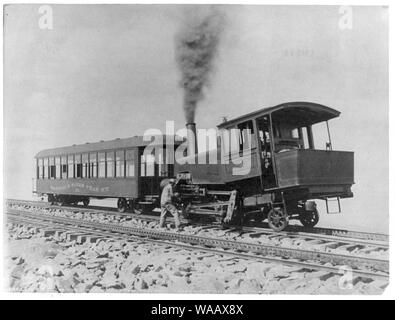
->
(34, 101), (354, 231)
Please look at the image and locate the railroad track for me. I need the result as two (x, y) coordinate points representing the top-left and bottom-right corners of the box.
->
(7, 199), (389, 249)
(5, 207), (389, 280)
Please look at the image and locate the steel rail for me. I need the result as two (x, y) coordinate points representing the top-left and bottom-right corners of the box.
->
(6, 208), (389, 275)
(6, 213), (388, 281)
(6, 199), (389, 248)
(239, 226), (389, 249)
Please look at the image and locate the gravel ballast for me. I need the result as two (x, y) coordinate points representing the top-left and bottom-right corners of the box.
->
(5, 223), (388, 294)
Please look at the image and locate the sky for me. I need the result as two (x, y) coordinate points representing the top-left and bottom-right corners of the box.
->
(3, 5), (388, 233)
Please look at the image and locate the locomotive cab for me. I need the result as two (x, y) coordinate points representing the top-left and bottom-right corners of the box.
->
(255, 103), (354, 194)
(217, 102), (354, 231)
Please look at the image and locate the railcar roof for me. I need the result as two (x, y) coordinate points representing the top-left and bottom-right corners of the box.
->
(35, 135), (183, 158)
(217, 101), (341, 128)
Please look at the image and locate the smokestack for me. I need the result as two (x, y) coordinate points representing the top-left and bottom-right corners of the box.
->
(186, 122), (198, 157)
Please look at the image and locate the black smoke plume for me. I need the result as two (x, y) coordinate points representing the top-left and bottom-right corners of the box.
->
(175, 6), (225, 123)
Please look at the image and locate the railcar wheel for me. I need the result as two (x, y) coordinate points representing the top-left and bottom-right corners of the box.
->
(130, 201), (143, 215)
(82, 198), (90, 207)
(267, 208), (289, 232)
(117, 198), (127, 213)
(299, 209), (319, 228)
(48, 194), (55, 205)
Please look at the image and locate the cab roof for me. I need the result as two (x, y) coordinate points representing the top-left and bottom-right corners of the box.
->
(217, 102), (341, 129)
(35, 135), (183, 158)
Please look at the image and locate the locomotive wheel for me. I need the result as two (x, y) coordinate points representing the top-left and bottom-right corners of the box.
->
(82, 198), (90, 207)
(251, 210), (265, 223)
(117, 198), (127, 213)
(267, 208), (289, 232)
(299, 209), (319, 228)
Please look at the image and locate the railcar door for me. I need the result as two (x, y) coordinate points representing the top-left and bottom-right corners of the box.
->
(256, 116), (277, 189)
(138, 147), (174, 199)
(139, 148), (158, 198)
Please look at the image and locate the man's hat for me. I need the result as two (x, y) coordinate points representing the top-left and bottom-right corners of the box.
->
(160, 179), (170, 189)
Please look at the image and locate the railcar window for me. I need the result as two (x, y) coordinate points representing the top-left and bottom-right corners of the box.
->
(49, 157), (56, 179)
(68, 155), (74, 178)
(89, 152), (97, 178)
(141, 154), (155, 177)
(116, 150), (125, 178)
(43, 158), (48, 179)
(140, 155), (146, 176)
(98, 152), (106, 178)
(38, 158), (44, 179)
(75, 154), (82, 178)
(125, 150), (135, 177)
(106, 151), (115, 178)
(82, 153), (89, 178)
(55, 157), (61, 179)
(61, 156), (67, 179)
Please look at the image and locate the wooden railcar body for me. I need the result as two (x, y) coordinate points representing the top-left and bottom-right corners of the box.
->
(34, 135), (182, 211)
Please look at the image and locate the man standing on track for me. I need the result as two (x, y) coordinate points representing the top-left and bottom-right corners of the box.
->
(159, 178), (181, 230)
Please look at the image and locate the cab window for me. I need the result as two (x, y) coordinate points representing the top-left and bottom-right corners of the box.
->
(273, 121), (305, 152)
(237, 120), (255, 152)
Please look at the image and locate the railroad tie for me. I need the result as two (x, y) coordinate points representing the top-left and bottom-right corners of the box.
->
(41, 228), (67, 237)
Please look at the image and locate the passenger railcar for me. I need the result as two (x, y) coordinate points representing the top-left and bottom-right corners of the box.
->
(34, 135), (181, 213)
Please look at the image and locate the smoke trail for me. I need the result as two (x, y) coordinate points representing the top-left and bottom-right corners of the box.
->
(175, 6), (225, 123)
